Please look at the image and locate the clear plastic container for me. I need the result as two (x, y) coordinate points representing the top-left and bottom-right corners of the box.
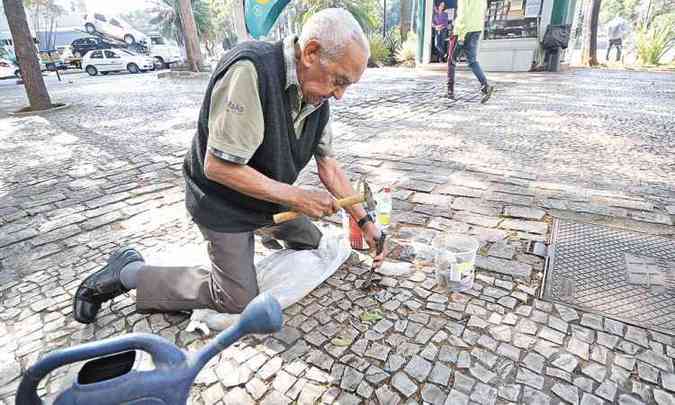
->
(432, 234), (479, 292)
(376, 186), (392, 228)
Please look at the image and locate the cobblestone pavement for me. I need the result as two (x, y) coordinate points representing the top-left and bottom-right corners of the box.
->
(1, 67), (674, 404)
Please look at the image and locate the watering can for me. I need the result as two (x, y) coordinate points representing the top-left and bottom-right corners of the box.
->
(244, 0), (292, 39)
(15, 293), (283, 405)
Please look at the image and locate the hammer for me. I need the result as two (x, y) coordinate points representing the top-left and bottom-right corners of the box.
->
(272, 179), (377, 224)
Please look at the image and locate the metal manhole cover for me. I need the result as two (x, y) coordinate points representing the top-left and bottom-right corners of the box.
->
(543, 219), (675, 335)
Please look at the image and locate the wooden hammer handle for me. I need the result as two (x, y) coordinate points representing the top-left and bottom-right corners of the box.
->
(272, 194), (366, 224)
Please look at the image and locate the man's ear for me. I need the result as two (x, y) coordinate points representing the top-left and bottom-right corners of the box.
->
(301, 39), (322, 67)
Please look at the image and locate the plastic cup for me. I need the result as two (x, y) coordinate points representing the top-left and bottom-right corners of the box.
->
(432, 234), (479, 293)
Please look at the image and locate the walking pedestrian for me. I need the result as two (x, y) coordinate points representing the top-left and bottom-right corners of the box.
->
(606, 16), (630, 62)
(447, 0), (494, 103)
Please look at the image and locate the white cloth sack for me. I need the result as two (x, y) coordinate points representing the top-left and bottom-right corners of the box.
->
(186, 223), (351, 335)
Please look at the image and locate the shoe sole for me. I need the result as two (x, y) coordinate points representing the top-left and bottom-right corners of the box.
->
(73, 247), (143, 324)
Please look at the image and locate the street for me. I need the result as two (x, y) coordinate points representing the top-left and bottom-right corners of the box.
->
(1, 67), (674, 404)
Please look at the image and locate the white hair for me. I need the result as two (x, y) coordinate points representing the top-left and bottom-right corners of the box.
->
(298, 8), (370, 62)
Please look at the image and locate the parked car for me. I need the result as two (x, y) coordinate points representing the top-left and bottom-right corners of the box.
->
(71, 36), (114, 58)
(38, 51), (68, 71)
(56, 45), (75, 63)
(84, 12), (147, 45)
(148, 35), (182, 69)
(82, 49), (155, 76)
(0, 58), (19, 79)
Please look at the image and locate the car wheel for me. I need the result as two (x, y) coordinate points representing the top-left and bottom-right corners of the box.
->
(124, 34), (135, 45)
(127, 63), (140, 74)
(154, 56), (167, 70)
(85, 65), (98, 76)
(85, 23), (96, 34)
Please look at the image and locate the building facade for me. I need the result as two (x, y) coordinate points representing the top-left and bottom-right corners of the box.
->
(416, 0), (577, 71)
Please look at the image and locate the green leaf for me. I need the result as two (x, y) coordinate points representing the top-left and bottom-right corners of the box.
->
(360, 309), (384, 322)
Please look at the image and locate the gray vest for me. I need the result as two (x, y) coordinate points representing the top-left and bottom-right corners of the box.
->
(183, 40), (330, 232)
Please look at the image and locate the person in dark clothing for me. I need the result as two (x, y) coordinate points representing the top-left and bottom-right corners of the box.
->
(433, 2), (450, 62)
(72, 9), (386, 324)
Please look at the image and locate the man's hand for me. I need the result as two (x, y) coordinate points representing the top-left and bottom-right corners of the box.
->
(314, 155), (387, 267)
(363, 222), (387, 270)
(291, 189), (340, 220)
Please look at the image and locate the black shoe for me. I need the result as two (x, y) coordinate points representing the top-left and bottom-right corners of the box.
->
(447, 92), (456, 100)
(73, 247), (143, 324)
(480, 84), (494, 104)
(261, 236), (284, 250)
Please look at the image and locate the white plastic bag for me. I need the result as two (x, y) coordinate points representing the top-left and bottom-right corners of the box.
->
(186, 220), (351, 335)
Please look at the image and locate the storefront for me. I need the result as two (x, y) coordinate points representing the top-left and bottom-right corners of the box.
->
(415, 0), (577, 71)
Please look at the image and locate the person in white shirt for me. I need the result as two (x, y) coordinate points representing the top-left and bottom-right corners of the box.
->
(606, 16), (630, 62)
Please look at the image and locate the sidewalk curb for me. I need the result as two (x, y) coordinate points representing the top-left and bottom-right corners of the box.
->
(157, 71), (211, 80)
(9, 103), (71, 117)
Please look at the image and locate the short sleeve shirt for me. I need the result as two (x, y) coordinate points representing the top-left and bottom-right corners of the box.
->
(454, 0), (487, 38)
(207, 36), (334, 165)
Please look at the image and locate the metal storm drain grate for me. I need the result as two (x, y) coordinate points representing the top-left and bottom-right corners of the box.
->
(543, 219), (675, 335)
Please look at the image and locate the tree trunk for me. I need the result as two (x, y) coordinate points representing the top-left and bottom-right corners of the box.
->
(382, 0), (387, 37)
(588, 0), (601, 66)
(3, 0), (52, 111)
(177, 0), (203, 72)
(400, 0), (412, 40)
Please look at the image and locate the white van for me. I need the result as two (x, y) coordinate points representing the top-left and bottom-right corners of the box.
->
(148, 35), (183, 69)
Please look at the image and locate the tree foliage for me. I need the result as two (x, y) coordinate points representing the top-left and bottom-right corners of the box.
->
(601, 0), (674, 25)
(147, 0), (210, 46)
(119, 0), (393, 59)
(22, 0), (65, 49)
(600, 0), (640, 23)
(297, 0), (381, 32)
(635, 12), (675, 64)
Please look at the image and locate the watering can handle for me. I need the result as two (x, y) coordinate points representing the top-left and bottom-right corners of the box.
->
(15, 333), (186, 405)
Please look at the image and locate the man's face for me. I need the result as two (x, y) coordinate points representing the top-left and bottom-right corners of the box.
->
(298, 39), (368, 106)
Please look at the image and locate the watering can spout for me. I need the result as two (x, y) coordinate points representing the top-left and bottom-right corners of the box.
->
(195, 293), (282, 368)
(237, 292), (283, 335)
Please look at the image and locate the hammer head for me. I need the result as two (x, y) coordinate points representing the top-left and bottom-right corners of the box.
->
(359, 178), (377, 212)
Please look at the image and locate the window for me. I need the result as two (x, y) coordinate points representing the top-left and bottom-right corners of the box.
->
(150, 37), (165, 45)
(94, 13), (107, 22)
(104, 50), (120, 58)
(110, 19), (122, 28)
(90, 51), (103, 59)
(485, 0), (540, 40)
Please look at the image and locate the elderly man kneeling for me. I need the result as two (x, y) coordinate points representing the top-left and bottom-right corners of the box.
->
(73, 8), (386, 323)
